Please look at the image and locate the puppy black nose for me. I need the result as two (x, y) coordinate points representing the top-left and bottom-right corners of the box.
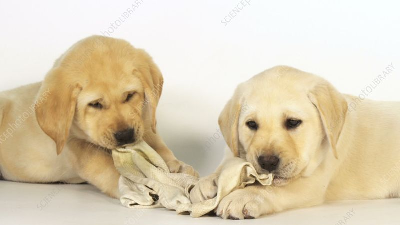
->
(258, 155), (280, 172)
(114, 128), (135, 145)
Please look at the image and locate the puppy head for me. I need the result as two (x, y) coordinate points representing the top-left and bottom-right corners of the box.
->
(35, 36), (163, 154)
(219, 66), (347, 185)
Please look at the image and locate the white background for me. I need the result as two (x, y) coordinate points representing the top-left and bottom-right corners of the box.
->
(1, 1), (400, 224)
(0, 0), (399, 176)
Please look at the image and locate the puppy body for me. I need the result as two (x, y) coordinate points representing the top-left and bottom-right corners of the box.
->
(327, 96), (400, 200)
(192, 66), (400, 219)
(0, 36), (197, 197)
(0, 83), (81, 183)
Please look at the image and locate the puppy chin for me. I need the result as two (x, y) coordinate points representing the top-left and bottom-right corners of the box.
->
(272, 176), (290, 186)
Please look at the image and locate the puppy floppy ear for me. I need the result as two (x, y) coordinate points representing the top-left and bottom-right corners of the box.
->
(134, 50), (164, 133)
(218, 91), (243, 157)
(35, 68), (82, 155)
(308, 81), (347, 159)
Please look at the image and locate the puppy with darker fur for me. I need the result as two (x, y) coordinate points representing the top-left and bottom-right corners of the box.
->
(0, 36), (198, 198)
(191, 65), (400, 219)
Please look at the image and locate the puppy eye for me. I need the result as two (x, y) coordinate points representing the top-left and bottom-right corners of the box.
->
(124, 92), (136, 103)
(88, 102), (103, 109)
(285, 119), (302, 129)
(246, 120), (258, 130)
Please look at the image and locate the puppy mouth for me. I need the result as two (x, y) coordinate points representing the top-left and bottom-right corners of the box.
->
(117, 140), (140, 148)
(247, 155), (297, 186)
(254, 167), (291, 186)
(102, 148), (112, 155)
(254, 167), (293, 186)
(99, 133), (141, 149)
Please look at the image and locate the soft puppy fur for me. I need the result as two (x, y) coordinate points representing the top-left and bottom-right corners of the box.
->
(0, 36), (197, 198)
(191, 65), (400, 219)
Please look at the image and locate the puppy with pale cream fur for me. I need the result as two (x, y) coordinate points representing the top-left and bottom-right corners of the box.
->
(191, 66), (400, 219)
(0, 36), (198, 198)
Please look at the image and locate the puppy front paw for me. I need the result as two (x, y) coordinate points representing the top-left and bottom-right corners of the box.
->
(189, 173), (218, 203)
(216, 187), (271, 219)
(166, 159), (199, 178)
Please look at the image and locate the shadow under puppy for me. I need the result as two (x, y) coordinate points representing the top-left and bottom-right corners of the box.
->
(0, 36), (198, 198)
(191, 65), (400, 219)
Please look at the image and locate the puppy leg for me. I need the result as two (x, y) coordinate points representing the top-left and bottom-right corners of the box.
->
(67, 139), (120, 198)
(217, 175), (329, 219)
(143, 131), (199, 177)
(190, 173), (219, 203)
(189, 150), (237, 203)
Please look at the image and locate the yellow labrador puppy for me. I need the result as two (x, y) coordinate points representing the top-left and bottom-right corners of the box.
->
(191, 65), (400, 219)
(0, 36), (198, 198)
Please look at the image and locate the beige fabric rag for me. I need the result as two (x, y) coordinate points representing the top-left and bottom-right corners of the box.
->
(112, 141), (273, 217)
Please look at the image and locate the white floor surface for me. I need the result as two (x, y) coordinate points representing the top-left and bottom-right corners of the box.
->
(1, 180), (400, 225)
